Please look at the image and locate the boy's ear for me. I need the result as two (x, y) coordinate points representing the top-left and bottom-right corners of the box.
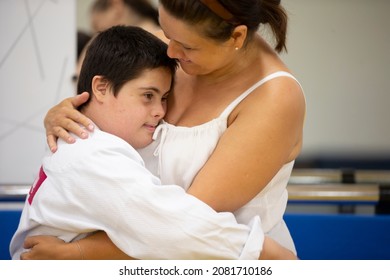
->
(91, 75), (109, 102)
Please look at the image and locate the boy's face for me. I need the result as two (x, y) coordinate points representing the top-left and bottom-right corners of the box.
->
(97, 67), (172, 149)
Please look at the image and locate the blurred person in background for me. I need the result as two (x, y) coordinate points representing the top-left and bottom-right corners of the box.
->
(71, 0), (160, 88)
(72, 31), (93, 88)
(90, 0), (160, 34)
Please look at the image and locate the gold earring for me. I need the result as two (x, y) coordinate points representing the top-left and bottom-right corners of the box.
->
(235, 47), (239, 50)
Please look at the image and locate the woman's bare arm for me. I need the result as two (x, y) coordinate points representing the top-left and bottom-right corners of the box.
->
(187, 79), (306, 212)
(21, 232), (132, 260)
(21, 232), (296, 260)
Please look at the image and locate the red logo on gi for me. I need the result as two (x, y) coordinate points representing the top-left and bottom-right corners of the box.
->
(28, 166), (47, 205)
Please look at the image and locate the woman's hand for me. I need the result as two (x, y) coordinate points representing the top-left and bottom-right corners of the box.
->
(259, 237), (298, 260)
(20, 235), (80, 260)
(45, 92), (94, 152)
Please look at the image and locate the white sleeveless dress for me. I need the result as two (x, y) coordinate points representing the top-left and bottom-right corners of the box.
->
(138, 71), (302, 253)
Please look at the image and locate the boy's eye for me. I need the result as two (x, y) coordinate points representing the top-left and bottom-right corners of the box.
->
(144, 93), (153, 99)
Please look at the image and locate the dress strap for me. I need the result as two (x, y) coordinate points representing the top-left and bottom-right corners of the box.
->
(219, 71), (301, 119)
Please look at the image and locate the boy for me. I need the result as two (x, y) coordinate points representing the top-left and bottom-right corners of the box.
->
(10, 26), (283, 260)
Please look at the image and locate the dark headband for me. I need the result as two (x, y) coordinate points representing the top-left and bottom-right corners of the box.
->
(199, 0), (240, 25)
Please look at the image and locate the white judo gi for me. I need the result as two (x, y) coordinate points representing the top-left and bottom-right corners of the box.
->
(10, 127), (263, 260)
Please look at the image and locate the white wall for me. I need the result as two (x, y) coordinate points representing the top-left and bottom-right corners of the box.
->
(0, 0), (76, 185)
(77, 0), (94, 33)
(281, 0), (390, 160)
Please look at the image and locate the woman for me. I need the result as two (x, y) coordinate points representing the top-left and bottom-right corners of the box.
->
(23, 0), (305, 259)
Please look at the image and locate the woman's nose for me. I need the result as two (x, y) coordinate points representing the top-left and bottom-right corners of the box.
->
(167, 40), (182, 59)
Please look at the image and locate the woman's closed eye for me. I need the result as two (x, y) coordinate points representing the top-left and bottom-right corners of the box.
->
(161, 93), (169, 103)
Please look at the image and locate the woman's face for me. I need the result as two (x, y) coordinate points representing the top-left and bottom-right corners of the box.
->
(158, 6), (235, 76)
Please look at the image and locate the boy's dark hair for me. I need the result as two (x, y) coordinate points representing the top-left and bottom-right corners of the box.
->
(77, 25), (178, 108)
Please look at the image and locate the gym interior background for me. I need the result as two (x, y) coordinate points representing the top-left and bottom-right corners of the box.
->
(1, 0), (389, 260)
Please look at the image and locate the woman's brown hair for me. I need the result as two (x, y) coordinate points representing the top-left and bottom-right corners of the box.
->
(159, 0), (288, 53)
